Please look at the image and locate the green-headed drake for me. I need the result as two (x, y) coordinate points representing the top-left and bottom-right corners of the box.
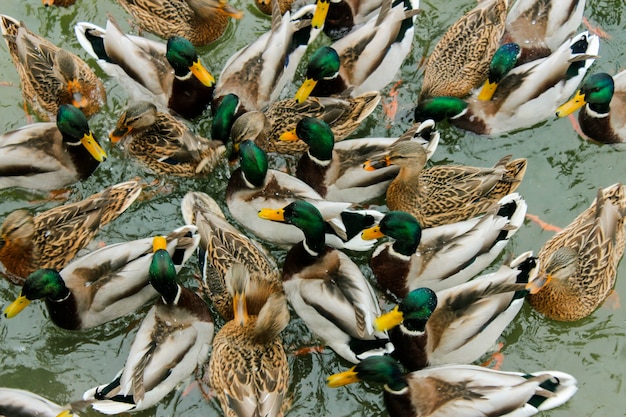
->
(83, 236), (214, 414)
(4, 225), (199, 330)
(415, 31), (600, 135)
(75, 18), (215, 119)
(361, 193), (527, 297)
(556, 71), (626, 144)
(258, 200), (394, 363)
(226, 140), (382, 251)
(280, 117), (439, 203)
(375, 252), (538, 371)
(327, 356), (578, 417)
(0, 104), (107, 191)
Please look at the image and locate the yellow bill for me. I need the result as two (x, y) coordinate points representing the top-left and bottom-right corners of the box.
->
(374, 305), (404, 331)
(556, 90), (587, 117)
(4, 294), (31, 318)
(190, 60), (215, 87)
(81, 132), (107, 162)
(258, 208), (286, 222)
(327, 366), (360, 387)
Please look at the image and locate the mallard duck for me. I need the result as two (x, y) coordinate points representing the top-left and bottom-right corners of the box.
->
(258, 200), (394, 363)
(0, 387), (77, 417)
(254, 0), (293, 15)
(83, 236), (213, 414)
(0, 104), (107, 191)
(0, 180), (141, 285)
(0, 15), (105, 121)
(419, 0), (508, 101)
(220, 92), (380, 156)
(310, 0), (384, 40)
(526, 183), (626, 322)
(503, 0), (586, 64)
(114, 0), (243, 47)
(212, 2), (319, 113)
(75, 18), (215, 119)
(3, 225), (199, 330)
(361, 193), (527, 298)
(227, 140), (382, 251)
(374, 251), (538, 371)
(279, 117), (439, 203)
(109, 101), (226, 177)
(415, 31), (600, 135)
(206, 263), (290, 417)
(556, 71), (626, 144)
(327, 356), (578, 417)
(294, 0), (418, 101)
(364, 140), (527, 228)
(180, 191), (282, 321)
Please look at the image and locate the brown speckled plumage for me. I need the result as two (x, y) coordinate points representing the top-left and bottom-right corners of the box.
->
(0, 181), (141, 285)
(206, 264), (289, 417)
(115, 0), (241, 46)
(181, 191), (281, 321)
(527, 183), (626, 321)
(0, 15), (105, 121)
(383, 141), (526, 228)
(110, 102), (226, 177)
(254, 92), (381, 155)
(420, 0), (507, 100)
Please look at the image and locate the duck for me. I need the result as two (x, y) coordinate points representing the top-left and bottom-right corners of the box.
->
(415, 31), (601, 135)
(0, 387), (77, 417)
(0, 104), (107, 191)
(364, 140), (527, 228)
(254, 0), (293, 15)
(279, 117), (439, 203)
(294, 0), (419, 101)
(109, 101), (226, 177)
(82, 235), (213, 414)
(360, 193), (527, 298)
(327, 356), (579, 417)
(309, 0), (385, 40)
(3, 225), (199, 330)
(0, 180), (141, 286)
(75, 18), (215, 119)
(526, 183), (626, 322)
(0, 15), (106, 121)
(555, 71), (626, 144)
(374, 251), (538, 371)
(220, 92), (380, 156)
(180, 191), (282, 321)
(258, 200), (394, 363)
(502, 0), (586, 65)
(227, 140), (382, 251)
(206, 263), (290, 417)
(114, 0), (243, 47)
(419, 0), (508, 101)
(212, 2), (319, 114)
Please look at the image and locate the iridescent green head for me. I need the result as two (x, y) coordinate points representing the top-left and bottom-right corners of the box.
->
(56, 104), (91, 141)
(379, 211), (422, 255)
(149, 236), (179, 304)
(414, 97), (468, 122)
(239, 140), (268, 188)
(166, 36), (215, 86)
(327, 356), (407, 392)
(399, 287), (437, 332)
(306, 46), (340, 80)
(259, 200), (326, 253)
(211, 93), (240, 143)
(580, 73), (615, 108)
(296, 117), (335, 161)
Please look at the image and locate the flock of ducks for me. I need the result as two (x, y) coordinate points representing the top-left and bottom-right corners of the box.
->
(0, 0), (624, 416)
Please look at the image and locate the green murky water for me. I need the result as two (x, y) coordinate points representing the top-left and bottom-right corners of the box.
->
(0, 0), (625, 416)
